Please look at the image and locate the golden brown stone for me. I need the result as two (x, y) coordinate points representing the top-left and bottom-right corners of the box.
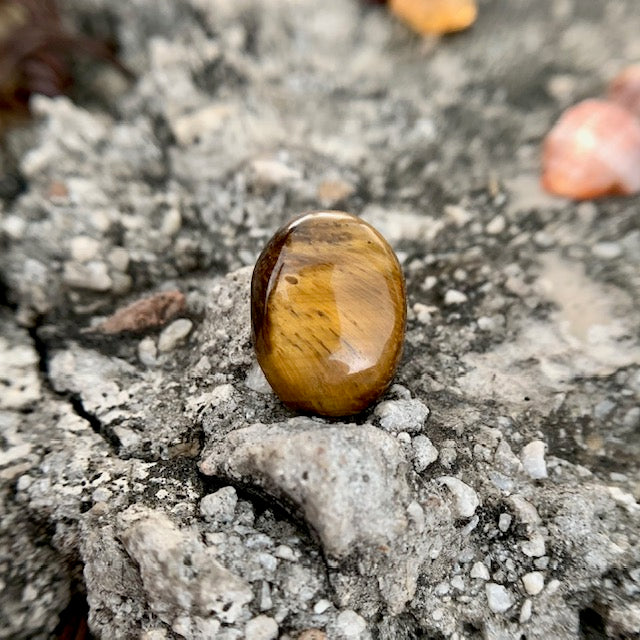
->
(251, 211), (406, 417)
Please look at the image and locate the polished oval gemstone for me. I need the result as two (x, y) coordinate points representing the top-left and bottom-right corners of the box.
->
(251, 211), (406, 417)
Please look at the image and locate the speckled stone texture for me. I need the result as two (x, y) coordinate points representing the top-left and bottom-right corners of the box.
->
(1, 0), (639, 638)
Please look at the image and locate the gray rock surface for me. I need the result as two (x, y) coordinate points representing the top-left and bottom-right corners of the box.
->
(1, 0), (640, 638)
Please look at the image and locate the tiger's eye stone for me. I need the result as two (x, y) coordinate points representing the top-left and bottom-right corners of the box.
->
(251, 211), (406, 417)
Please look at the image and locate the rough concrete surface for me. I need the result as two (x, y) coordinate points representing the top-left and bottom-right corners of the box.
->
(1, 0), (639, 638)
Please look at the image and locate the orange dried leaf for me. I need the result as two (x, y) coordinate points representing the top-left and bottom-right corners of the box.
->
(389, 0), (477, 35)
(87, 290), (186, 334)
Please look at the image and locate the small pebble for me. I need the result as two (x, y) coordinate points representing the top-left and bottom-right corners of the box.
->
(520, 441), (547, 479)
(439, 441), (457, 468)
(498, 513), (512, 532)
(200, 486), (238, 522)
(522, 571), (545, 596)
(486, 215), (506, 235)
(439, 476), (479, 518)
(407, 500), (425, 532)
(533, 231), (554, 248)
(546, 579), (561, 595)
(461, 515), (479, 536)
(486, 583), (514, 613)
(245, 363), (273, 394)
(107, 246), (130, 272)
(445, 204), (473, 227)
(411, 435), (438, 472)
(313, 599), (332, 614)
(594, 399), (616, 420)
(252, 158), (302, 186)
(451, 575), (465, 591)
(444, 289), (468, 305)
(508, 495), (541, 524)
(608, 486), (638, 512)
(413, 302), (435, 324)
(158, 318), (193, 352)
(477, 315), (504, 331)
(519, 599), (533, 623)
(260, 582), (273, 611)
(161, 207), (182, 236)
(70, 235), (101, 262)
(111, 272), (132, 295)
(375, 399), (429, 433)
(274, 545), (296, 561)
(245, 615), (278, 640)
(521, 533), (546, 557)
(623, 407), (640, 430)
(138, 337), (157, 367)
(592, 242), (622, 260)
(471, 561), (490, 580)
(422, 275), (437, 290)
(63, 261), (112, 291)
(335, 610), (367, 638)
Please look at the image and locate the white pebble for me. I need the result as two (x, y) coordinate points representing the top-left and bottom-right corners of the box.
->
(521, 533), (546, 557)
(2, 215), (26, 239)
(520, 440), (547, 479)
(485, 583), (514, 613)
(63, 261), (112, 291)
(411, 435), (438, 472)
(314, 599), (332, 614)
(158, 318), (193, 352)
(498, 513), (512, 532)
(251, 158), (302, 185)
(486, 215), (506, 235)
(274, 545), (296, 561)
(508, 495), (541, 524)
(522, 571), (544, 595)
(374, 399), (430, 433)
(592, 242), (622, 260)
(413, 302), (435, 324)
(200, 486), (237, 522)
(451, 575), (465, 591)
(422, 275), (438, 290)
(335, 610), (367, 638)
(161, 207), (182, 236)
(438, 440), (457, 468)
(470, 561), (490, 580)
(407, 501), (425, 532)
(477, 315), (504, 331)
(70, 236), (101, 262)
(111, 272), (132, 295)
(245, 363), (273, 394)
(107, 246), (130, 272)
(444, 289), (468, 305)
(519, 599), (533, 623)
(608, 486), (639, 512)
(138, 337), (157, 367)
(245, 615), (278, 640)
(546, 579), (561, 595)
(445, 204), (473, 227)
(461, 515), (479, 536)
(439, 476), (479, 518)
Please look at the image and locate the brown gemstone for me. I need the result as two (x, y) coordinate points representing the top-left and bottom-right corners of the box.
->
(251, 210), (406, 417)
